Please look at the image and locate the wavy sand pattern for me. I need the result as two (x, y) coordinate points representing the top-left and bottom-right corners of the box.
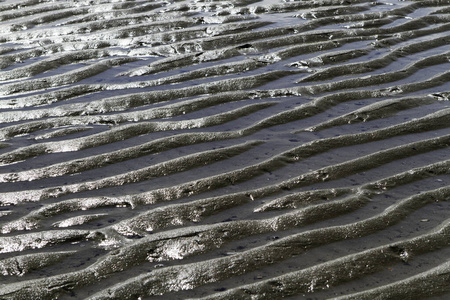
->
(0, 0), (450, 299)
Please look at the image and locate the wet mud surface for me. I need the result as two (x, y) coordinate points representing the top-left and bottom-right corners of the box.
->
(0, 0), (450, 298)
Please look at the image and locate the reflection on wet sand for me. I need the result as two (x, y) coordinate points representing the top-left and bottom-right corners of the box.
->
(0, 0), (450, 298)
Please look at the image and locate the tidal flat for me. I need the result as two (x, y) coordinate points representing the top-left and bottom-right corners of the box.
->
(0, 0), (450, 298)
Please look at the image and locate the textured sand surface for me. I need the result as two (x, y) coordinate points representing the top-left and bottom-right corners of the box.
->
(0, 0), (450, 298)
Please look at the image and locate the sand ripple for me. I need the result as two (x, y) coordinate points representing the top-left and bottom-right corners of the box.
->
(0, 0), (449, 298)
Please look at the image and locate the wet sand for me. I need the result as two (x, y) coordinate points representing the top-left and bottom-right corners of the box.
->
(0, 0), (450, 298)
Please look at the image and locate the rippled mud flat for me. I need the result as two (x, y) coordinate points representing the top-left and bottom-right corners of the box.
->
(0, 0), (450, 298)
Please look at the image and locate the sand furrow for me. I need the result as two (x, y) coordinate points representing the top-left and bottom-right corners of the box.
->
(1, 0), (449, 298)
